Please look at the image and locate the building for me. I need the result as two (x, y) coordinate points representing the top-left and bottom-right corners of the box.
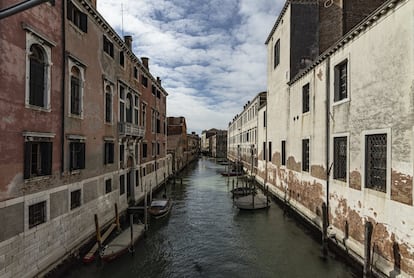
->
(228, 92), (266, 174)
(167, 117), (188, 173)
(187, 132), (201, 162)
(0, 0), (170, 276)
(211, 130), (228, 159)
(260, 0), (413, 276)
(200, 128), (218, 155)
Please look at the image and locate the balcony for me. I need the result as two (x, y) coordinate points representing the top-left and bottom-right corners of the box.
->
(118, 122), (145, 138)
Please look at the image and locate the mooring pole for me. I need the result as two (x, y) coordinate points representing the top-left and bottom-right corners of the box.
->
(129, 214), (135, 254)
(94, 214), (102, 250)
(363, 221), (373, 278)
(115, 203), (120, 231)
(322, 202), (328, 259)
(144, 186), (148, 231)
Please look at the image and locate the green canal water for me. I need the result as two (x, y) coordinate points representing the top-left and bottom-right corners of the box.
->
(62, 157), (357, 278)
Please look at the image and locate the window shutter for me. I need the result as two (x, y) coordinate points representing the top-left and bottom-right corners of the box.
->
(69, 143), (74, 170)
(41, 142), (52, 175)
(24, 142), (31, 179)
(80, 13), (88, 33)
(109, 143), (114, 163)
(67, 1), (73, 20)
(80, 143), (85, 169)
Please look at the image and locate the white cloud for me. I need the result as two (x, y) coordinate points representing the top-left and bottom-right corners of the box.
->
(97, 0), (284, 134)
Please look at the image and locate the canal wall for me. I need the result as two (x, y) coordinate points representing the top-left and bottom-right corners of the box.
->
(0, 162), (171, 278)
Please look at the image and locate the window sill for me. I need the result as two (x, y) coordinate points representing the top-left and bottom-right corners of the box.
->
(25, 104), (51, 113)
(69, 114), (83, 120)
(332, 98), (350, 107)
(24, 175), (51, 183)
(70, 170), (81, 175)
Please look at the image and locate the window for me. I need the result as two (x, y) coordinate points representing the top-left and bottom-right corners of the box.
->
(29, 44), (46, 107)
(24, 141), (52, 179)
(119, 51), (124, 67)
(105, 85), (112, 123)
(126, 93), (133, 123)
(29, 201), (46, 228)
(103, 35), (114, 57)
(105, 178), (112, 193)
(104, 142), (114, 164)
(274, 39), (280, 68)
(119, 174), (125, 195)
(141, 103), (146, 127)
(70, 189), (81, 210)
(119, 144), (124, 166)
(302, 139), (309, 172)
(263, 142), (266, 160)
(70, 141), (85, 170)
(70, 66), (82, 116)
(133, 66), (138, 79)
(142, 75), (148, 87)
(134, 95), (139, 125)
(268, 142), (272, 162)
(157, 142), (160, 155)
(152, 142), (156, 157)
(67, 1), (88, 32)
(151, 85), (156, 95)
(365, 134), (387, 192)
(281, 140), (286, 166)
(334, 137), (347, 181)
(142, 143), (147, 158)
(263, 111), (266, 127)
(157, 90), (161, 99)
(334, 60), (348, 102)
(119, 84), (125, 122)
(302, 83), (310, 113)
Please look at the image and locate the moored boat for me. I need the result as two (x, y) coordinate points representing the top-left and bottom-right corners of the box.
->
(148, 198), (172, 219)
(231, 186), (256, 197)
(100, 223), (145, 263)
(234, 192), (270, 210)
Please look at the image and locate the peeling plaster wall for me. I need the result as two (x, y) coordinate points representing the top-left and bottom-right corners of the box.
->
(261, 0), (414, 276)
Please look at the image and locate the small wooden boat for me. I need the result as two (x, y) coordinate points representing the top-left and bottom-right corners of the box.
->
(231, 187), (256, 197)
(234, 192), (270, 210)
(220, 170), (244, 177)
(100, 223), (145, 263)
(148, 198), (172, 219)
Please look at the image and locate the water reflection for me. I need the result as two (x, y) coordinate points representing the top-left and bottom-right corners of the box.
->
(63, 157), (356, 278)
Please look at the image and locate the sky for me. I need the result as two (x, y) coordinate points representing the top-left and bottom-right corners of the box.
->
(97, 0), (284, 135)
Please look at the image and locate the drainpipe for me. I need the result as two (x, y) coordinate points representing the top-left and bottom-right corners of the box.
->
(325, 57), (331, 225)
(61, 0), (66, 174)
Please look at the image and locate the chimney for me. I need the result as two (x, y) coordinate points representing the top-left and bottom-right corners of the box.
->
(89, 0), (97, 8)
(141, 57), (149, 69)
(157, 77), (161, 85)
(124, 35), (132, 49)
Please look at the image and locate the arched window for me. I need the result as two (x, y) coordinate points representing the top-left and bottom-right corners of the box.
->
(105, 85), (112, 123)
(70, 66), (81, 115)
(29, 44), (46, 107)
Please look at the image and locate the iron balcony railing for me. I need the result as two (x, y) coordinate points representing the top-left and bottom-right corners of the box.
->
(118, 122), (145, 138)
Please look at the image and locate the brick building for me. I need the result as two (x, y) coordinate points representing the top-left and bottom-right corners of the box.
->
(0, 0), (170, 276)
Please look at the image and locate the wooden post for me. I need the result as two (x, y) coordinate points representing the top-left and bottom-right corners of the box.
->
(322, 202), (328, 259)
(180, 178), (183, 185)
(129, 214), (135, 254)
(144, 189), (148, 231)
(363, 221), (373, 278)
(115, 203), (120, 231)
(94, 214), (102, 250)
(150, 181), (153, 203)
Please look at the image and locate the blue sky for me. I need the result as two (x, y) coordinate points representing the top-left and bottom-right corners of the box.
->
(97, 0), (284, 135)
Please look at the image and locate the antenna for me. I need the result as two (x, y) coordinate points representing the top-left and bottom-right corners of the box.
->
(121, 2), (124, 36)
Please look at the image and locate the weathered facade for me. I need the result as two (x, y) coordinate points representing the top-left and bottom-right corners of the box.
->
(0, 0), (170, 276)
(200, 128), (218, 156)
(228, 92), (266, 174)
(262, 0), (414, 277)
(187, 132), (201, 162)
(167, 117), (188, 173)
(211, 130), (228, 159)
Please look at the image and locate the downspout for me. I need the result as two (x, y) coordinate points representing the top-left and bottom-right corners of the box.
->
(325, 56), (331, 225)
(61, 0), (66, 174)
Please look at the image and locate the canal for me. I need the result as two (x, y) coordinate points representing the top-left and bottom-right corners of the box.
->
(62, 157), (357, 278)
